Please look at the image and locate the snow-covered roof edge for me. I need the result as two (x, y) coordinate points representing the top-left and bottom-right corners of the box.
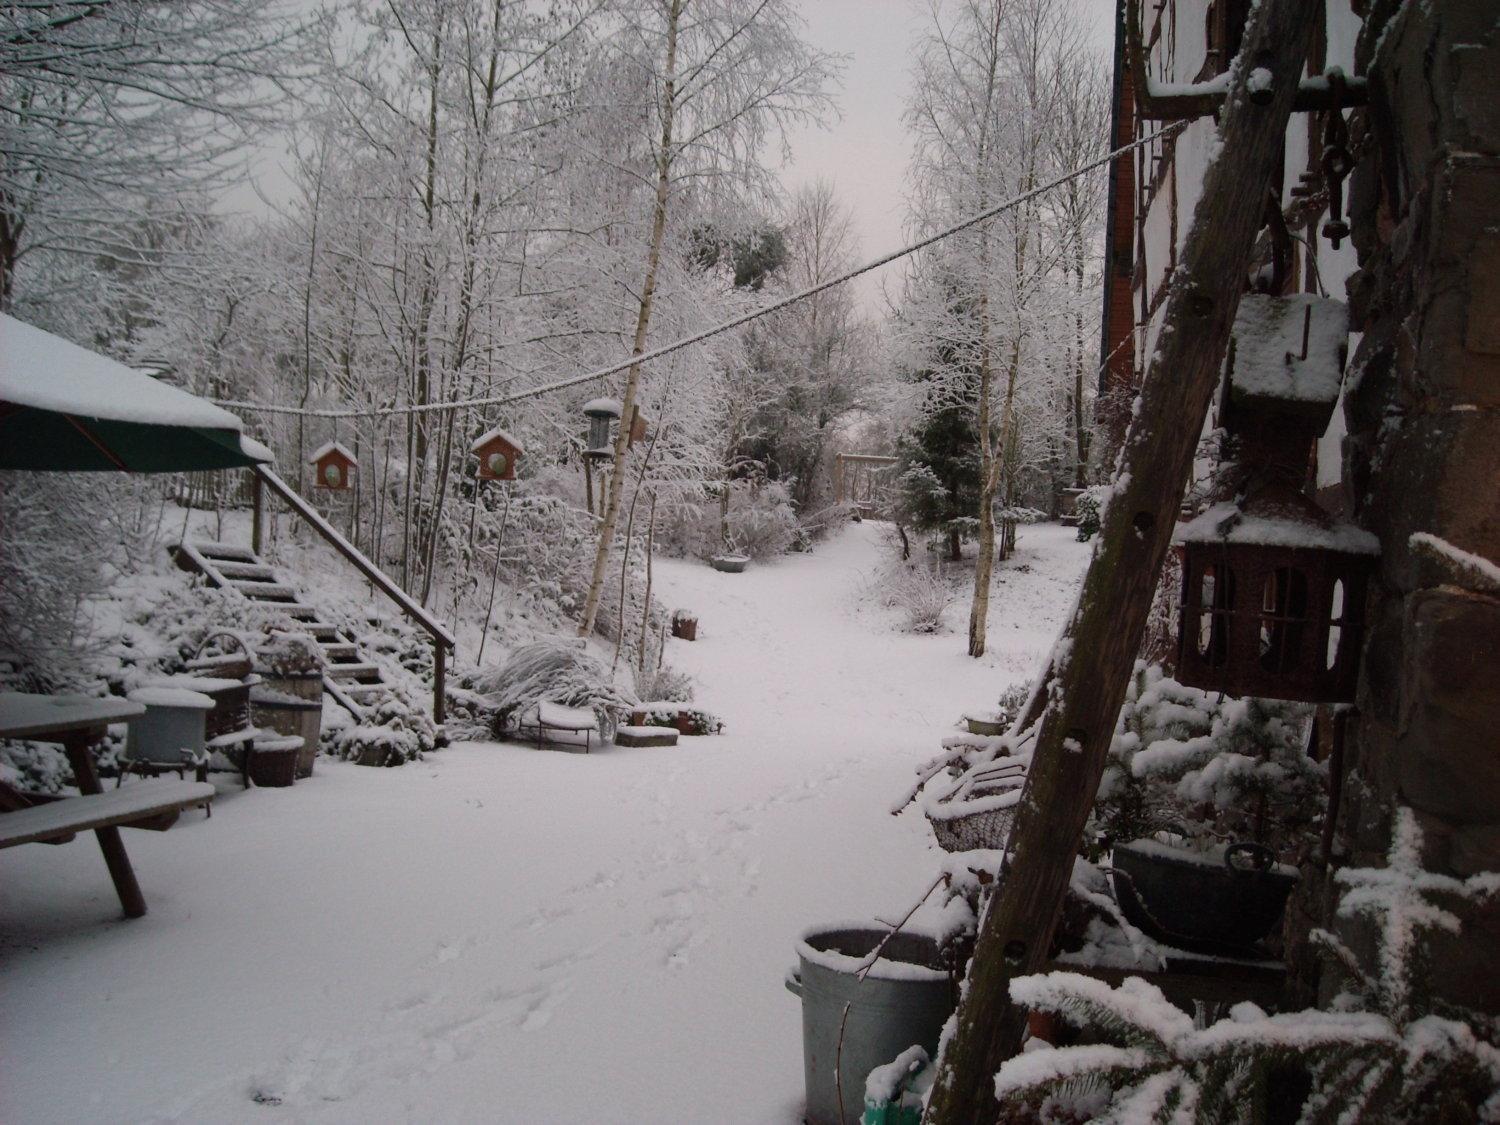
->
(1176, 502), (1379, 554)
(307, 440), (356, 465)
(0, 312), (248, 432)
(471, 424), (524, 454)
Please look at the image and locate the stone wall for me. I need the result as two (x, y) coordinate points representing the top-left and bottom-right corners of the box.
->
(1332, 0), (1500, 1013)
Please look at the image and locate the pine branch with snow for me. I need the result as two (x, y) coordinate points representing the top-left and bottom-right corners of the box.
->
(995, 808), (1500, 1123)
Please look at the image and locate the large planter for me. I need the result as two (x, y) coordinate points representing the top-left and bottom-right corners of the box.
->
(258, 669), (323, 704)
(786, 926), (956, 1125)
(1111, 839), (1299, 954)
(247, 734), (301, 787)
(252, 690), (323, 778)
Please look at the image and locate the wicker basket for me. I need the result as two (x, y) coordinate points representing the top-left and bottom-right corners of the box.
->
(926, 802), (1017, 852)
(252, 691), (322, 778)
(248, 735), (301, 787)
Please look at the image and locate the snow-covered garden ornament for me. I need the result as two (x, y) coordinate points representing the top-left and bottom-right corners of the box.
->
(1175, 294), (1378, 703)
(308, 441), (356, 490)
(582, 397), (621, 459)
(471, 424), (523, 482)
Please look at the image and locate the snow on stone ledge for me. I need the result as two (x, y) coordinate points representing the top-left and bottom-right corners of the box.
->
(1176, 502), (1380, 554)
(1229, 293), (1348, 405)
(0, 312), (249, 431)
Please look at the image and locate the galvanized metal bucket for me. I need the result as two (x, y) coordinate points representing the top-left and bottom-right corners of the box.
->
(786, 926), (956, 1125)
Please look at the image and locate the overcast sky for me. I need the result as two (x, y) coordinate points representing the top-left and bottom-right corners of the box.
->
(778, 0), (1118, 312)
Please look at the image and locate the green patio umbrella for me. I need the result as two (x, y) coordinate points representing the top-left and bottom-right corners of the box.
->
(0, 313), (273, 472)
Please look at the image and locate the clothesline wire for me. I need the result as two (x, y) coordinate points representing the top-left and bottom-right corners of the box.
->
(214, 122), (1184, 421)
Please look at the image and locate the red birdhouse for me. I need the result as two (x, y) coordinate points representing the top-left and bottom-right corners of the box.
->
(308, 441), (356, 490)
(471, 424), (524, 482)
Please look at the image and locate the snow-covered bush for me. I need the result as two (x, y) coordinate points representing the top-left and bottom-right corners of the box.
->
(636, 662), (694, 703)
(882, 560), (954, 633)
(994, 809), (1500, 1123)
(469, 638), (637, 738)
(1093, 664), (1323, 861)
(1074, 484), (1109, 542)
(258, 632), (323, 676)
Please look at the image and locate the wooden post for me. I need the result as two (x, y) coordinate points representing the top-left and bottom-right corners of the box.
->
(923, 3), (1319, 1120)
(63, 729), (146, 918)
(433, 640), (446, 726)
(251, 469), (264, 556)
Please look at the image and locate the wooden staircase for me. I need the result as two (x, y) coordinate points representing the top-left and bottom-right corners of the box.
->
(172, 539), (394, 718)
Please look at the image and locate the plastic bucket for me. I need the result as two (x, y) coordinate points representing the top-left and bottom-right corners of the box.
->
(786, 926), (956, 1125)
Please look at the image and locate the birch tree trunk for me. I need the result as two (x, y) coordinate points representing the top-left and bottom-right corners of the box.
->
(577, 0), (683, 638)
(924, 3), (1318, 1118)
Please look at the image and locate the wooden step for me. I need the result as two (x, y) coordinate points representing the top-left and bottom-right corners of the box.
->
(190, 541), (257, 563)
(277, 605), (321, 621)
(231, 582), (299, 602)
(326, 663), (384, 683)
(338, 682), (388, 700)
(304, 623), (342, 640)
(318, 643), (360, 661)
(214, 562), (278, 581)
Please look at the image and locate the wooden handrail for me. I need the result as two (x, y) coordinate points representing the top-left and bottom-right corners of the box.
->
(251, 466), (456, 650)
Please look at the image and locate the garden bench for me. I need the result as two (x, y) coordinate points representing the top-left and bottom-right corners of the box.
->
(0, 781), (215, 850)
(520, 700), (598, 753)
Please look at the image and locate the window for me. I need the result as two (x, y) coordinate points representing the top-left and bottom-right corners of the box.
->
(1259, 566), (1309, 673)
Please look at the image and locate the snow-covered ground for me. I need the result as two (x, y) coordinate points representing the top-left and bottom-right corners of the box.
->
(0, 521), (1088, 1124)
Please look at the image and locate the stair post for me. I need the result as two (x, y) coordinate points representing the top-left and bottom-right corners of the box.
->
(433, 641), (446, 726)
(251, 469), (263, 556)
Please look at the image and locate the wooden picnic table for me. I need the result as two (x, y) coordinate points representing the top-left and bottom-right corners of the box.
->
(0, 692), (211, 918)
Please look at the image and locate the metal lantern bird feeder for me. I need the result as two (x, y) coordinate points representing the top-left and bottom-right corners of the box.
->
(471, 425), (523, 482)
(582, 397), (622, 460)
(1174, 294), (1378, 704)
(308, 441), (357, 491)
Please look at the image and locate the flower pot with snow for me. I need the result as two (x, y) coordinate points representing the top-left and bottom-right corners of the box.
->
(710, 553), (749, 574)
(1110, 838), (1299, 955)
(963, 711), (1005, 736)
(256, 632), (325, 704)
(670, 609), (698, 641)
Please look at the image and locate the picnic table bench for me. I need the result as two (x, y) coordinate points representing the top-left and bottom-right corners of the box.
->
(0, 692), (215, 918)
(520, 700), (599, 753)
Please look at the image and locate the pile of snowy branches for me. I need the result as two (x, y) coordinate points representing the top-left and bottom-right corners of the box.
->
(461, 639), (638, 741)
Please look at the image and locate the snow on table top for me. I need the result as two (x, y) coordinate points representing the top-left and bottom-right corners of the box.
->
(0, 313), (248, 431)
(1176, 501), (1380, 553)
(0, 691), (144, 737)
(470, 424), (524, 453)
(535, 700), (597, 730)
(1229, 293), (1347, 405)
(617, 725), (677, 737)
(128, 687), (215, 710)
(0, 780), (215, 848)
(144, 675), (247, 693)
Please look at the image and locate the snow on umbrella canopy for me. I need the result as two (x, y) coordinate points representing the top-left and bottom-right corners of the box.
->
(0, 313), (271, 472)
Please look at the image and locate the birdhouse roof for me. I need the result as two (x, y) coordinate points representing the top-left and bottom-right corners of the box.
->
(582, 396), (623, 418)
(1228, 294), (1348, 406)
(307, 440), (357, 466)
(471, 425), (524, 454)
(1176, 501), (1379, 554)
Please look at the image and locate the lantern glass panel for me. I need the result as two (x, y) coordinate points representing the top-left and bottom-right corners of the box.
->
(1326, 578), (1345, 671)
(1197, 563), (1233, 666)
(588, 416), (610, 449)
(1258, 566), (1309, 673)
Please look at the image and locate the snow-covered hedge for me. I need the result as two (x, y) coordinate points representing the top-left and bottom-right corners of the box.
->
(656, 480), (798, 560)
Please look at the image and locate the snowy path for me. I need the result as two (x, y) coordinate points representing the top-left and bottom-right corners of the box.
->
(0, 522), (1087, 1124)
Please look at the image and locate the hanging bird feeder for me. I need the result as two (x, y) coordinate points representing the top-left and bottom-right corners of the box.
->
(582, 397), (622, 460)
(308, 441), (357, 490)
(471, 424), (523, 482)
(1175, 293), (1377, 703)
